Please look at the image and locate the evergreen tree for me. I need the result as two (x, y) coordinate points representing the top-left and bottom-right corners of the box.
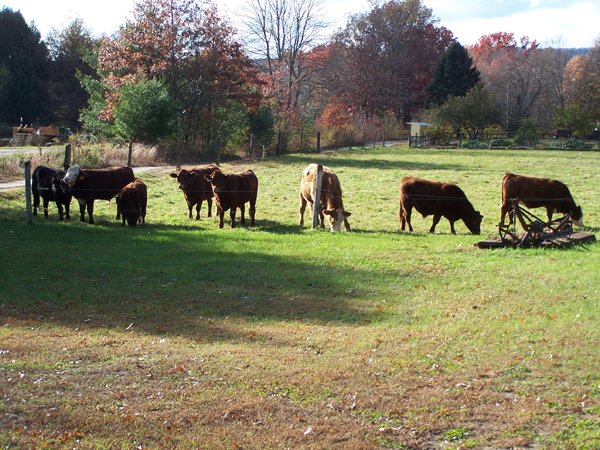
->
(0, 8), (51, 125)
(426, 41), (480, 107)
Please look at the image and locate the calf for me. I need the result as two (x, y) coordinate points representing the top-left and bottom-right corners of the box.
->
(32, 165), (72, 220)
(299, 164), (351, 232)
(62, 165), (135, 224)
(116, 179), (147, 227)
(170, 165), (220, 219)
(204, 169), (258, 228)
(399, 176), (483, 234)
(500, 172), (583, 227)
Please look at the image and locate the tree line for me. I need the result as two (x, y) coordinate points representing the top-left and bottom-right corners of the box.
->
(0, 0), (598, 157)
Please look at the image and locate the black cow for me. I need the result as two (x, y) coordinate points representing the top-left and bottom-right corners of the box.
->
(32, 165), (72, 220)
(62, 165), (135, 224)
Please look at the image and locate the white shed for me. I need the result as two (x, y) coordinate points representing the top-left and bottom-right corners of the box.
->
(407, 122), (430, 137)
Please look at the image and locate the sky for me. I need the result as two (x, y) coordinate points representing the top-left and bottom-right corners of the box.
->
(1, 0), (599, 48)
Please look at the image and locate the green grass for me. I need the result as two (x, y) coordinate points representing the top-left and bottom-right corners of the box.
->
(0, 145), (599, 448)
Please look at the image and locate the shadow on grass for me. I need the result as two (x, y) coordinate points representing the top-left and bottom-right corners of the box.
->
(0, 221), (419, 341)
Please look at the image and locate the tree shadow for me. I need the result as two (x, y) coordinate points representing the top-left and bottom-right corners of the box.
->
(0, 222), (417, 342)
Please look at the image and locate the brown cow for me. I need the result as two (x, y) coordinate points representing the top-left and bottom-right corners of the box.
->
(204, 169), (258, 228)
(500, 172), (583, 226)
(399, 176), (483, 234)
(62, 165), (135, 224)
(170, 165), (220, 219)
(116, 179), (147, 227)
(299, 164), (351, 232)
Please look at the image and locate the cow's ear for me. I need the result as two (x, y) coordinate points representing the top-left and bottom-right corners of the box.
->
(169, 172), (178, 178)
(343, 211), (351, 217)
(323, 209), (334, 216)
(204, 174), (213, 182)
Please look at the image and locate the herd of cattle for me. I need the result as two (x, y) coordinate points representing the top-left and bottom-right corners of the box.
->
(30, 162), (584, 233)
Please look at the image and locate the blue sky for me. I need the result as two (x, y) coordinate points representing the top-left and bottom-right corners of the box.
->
(1, 0), (598, 48)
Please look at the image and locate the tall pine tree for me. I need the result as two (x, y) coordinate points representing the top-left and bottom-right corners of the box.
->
(426, 42), (480, 107)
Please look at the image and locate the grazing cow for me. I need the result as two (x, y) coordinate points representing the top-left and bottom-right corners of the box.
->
(399, 176), (483, 235)
(500, 172), (583, 226)
(204, 169), (258, 228)
(169, 165), (220, 219)
(62, 165), (135, 224)
(32, 165), (72, 220)
(299, 164), (351, 232)
(116, 179), (147, 227)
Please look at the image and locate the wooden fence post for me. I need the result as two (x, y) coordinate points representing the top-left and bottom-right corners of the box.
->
(316, 131), (321, 153)
(24, 160), (32, 224)
(312, 164), (323, 229)
(127, 140), (133, 167)
(63, 144), (72, 169)
(249, 133), (253, 157)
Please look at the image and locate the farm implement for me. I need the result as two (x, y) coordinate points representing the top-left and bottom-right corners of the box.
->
(476, 199), (596, 249)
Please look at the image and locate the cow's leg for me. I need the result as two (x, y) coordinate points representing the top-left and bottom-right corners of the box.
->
(115, 197), (121, 220)
(429, 213), (442, 233)
(87, 200), (95, 225)
(500, 202), (511, 225)
(449, 220), (457, 235)
(405, 206), (413, 232)
(239, 204), (246, 225)
(56, 201), (64, 221)
(218, 208), (225, 228)
(65, 202), (70, 220)
(299, 194), (307, 226)
(33, 191), (39, 216)
(43, 198), (50, 219)
(250, 197), (256, 226)
(344, 217), (351, 232)
(230, 207), (237, 228)
(195, 202), (201, 220)
(546, 207), (554, 223)
(78, 198), (86, 222)
(207, 198), (213, 218)
(187, 202), (193, 219)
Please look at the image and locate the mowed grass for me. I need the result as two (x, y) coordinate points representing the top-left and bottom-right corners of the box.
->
(0, 145), (599, 449)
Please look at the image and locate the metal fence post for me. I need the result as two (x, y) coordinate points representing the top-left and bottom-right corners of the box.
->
(312, 164), (323, 229)
(24, 160), (32, 224)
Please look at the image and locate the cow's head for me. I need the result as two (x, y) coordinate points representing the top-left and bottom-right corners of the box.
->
(323, 208), (351, 232)
(62, 165), (83, 188)
(572, 206), (584, 227)
(204, 170), (226, 193)
(464, 211), (484, 235)
(170, 169), (197, 191)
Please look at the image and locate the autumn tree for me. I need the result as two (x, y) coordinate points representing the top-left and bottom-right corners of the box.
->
(317, 98), (354, 148)
(243, 0), (327, 154)
(46, 18), (98, 129)
(335, 0), (453, 123)
(426, 41), (480, 107)
(0, 8), (51, 125)
(469, 32), (543, 133)
(95, 0), (259, 152)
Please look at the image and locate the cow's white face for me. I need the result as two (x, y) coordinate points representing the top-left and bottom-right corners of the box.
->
(323, 208), (350, 232)
(63, 165), (81, 188)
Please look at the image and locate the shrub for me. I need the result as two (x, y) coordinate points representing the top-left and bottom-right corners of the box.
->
(513, 119), (538, 146)
(461, 139), (488, 149)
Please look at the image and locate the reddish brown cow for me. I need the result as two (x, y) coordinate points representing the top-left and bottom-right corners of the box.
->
(299, 164), (351, 232)
(500, 172), (583, 226)
(116, 179), (147, 227)
(62, 165), (135, 224)
(204, 169), (258, 228)
(170, 165), (220, 220)
(399, 176), (483, 234)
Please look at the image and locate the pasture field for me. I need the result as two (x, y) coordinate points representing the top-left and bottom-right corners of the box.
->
(0, 145), (599, 449)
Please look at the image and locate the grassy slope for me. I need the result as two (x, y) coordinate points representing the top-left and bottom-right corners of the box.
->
(0, 145), (599, 449)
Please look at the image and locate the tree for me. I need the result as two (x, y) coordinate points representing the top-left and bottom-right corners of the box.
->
(97, 0), (259, 151)
(469, 32), (542, 133)
(244, 0), (327, 154)
(0, 8), (51, 125)
(335, 0), (453, 122)
(46, 18), (98, 128)
(430, 85), (501, 139)
(317, 98), (354, 148)
(426, 41), (480, 107)
(113, 78), (177, 165)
